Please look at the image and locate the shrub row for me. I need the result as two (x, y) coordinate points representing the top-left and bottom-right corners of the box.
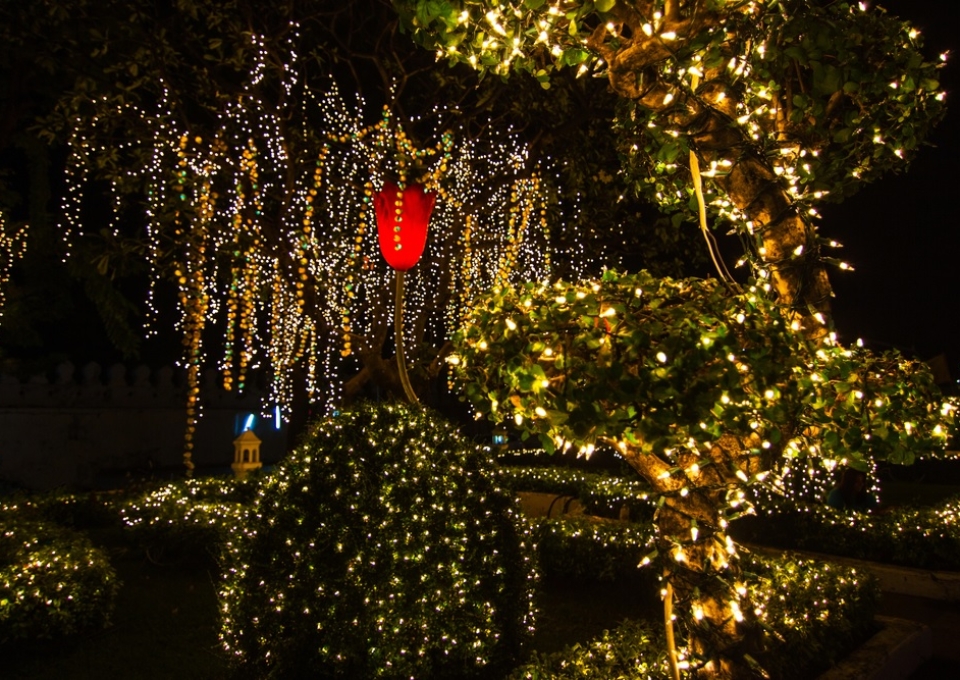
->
(119, 475), (256, 561)
(509, 618), (673, 679)
(510, 464), (960, 571)
(511, 545), (879, 680)
(532, 515), (654, 582)
(737, 495), (960, 571)
(1, 489), (125, 529)
(742, 552), (881, 679)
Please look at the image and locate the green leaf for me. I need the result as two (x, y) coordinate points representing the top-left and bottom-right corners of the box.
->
(539, 433), (556, 453)
(784, 45), (807, 64)
(561, 47), (589, 66)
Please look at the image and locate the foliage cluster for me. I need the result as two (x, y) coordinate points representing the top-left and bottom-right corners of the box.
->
(510, 618), (673, 680)
(453, 269), (802, 460)
(508, 542), (879, 680)
(119, 475), (258, 561)
(0, 506), (119, 643)
(1, 488), (125, 529)
(218, 401), (538, 680)
(532, 515), (655, 583)
(739, 495), (960, 572)
(745, 554), (880, 679)
(399, 0), (945, 292)
(453, 270), (957, 485)
(613, 1), (946, 219)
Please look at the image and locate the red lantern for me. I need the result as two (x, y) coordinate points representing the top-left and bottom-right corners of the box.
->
(373, 181), (436, 271)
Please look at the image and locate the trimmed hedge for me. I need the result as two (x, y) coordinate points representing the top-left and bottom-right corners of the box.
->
(735, 495), (960, 571)
(509, 618), (672, 679)
(8, 489), (125, 529)
(743, 552), (881, 679)
(218, 402), (538, 679)
(511, 526), (880, 680)
(532, 515), (655, 582)
(120, 475), (257, 561)
(0, 510), (119, 642)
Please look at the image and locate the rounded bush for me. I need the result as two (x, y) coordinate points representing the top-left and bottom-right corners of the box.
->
(218, 401), (537, 679)
(0, 513), (119, 642)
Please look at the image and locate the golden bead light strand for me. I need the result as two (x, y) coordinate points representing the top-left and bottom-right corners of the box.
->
(60, 30), (562, 431)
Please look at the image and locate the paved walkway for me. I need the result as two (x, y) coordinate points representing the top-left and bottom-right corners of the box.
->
(878, 592), (960, 679)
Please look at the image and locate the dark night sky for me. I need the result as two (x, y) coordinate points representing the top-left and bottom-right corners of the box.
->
(818, 0), (960, 374)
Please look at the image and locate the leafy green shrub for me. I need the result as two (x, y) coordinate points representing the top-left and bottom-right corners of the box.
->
(509, 618), (672, 679)
(218, 402), (538, 680)
(518, 518), (879, 679)
(120, 475), (257, 561)
(532, 516), (656, 582)
(0, 511), (119, 642)
(1, 489), (126, 529)
(744, 553), (881, 680)
(734, 495), (960, 571)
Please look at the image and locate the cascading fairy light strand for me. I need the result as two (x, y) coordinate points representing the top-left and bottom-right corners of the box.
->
(173, 133), (212, 477)
(61, 26), (568, 456)
(0, 213), (27, 318)
(458, 215), (474, 324)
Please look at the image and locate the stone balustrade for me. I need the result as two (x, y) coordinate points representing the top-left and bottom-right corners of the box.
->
(0, 362), (288, 490)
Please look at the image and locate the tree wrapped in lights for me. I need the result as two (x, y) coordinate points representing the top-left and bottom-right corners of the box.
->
(218, 401), (537, 679)
(452, 271), (807, 676)
(449, 270), (956, 678)
(398, 0), (946, 328)
(403, 2), (949, 676)
(3, 0), (709, 430)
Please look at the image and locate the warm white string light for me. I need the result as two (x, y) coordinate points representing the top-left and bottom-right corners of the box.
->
(59, 27), (566, 463)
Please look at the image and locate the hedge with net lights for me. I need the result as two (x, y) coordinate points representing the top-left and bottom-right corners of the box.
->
(218, 401), (538, 679)
(120, 475), (258, 561)
(0, 510), (119, 642)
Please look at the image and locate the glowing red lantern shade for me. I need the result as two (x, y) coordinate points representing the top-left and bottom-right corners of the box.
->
(373, 181), (436, 271)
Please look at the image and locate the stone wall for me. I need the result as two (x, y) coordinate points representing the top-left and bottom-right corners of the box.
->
(0, 362), (289, 490)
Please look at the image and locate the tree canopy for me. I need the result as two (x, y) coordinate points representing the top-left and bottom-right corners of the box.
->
(403, 1), (951, 676)
(398, 0), (946, 327)
(0, 0), (708, 398)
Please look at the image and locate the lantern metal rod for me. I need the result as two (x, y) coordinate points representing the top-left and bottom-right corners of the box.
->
(395, 270), (419, 404)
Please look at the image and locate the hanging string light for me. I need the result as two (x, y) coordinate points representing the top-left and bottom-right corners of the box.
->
(60, 29), (560, 472)
(0, 212), (28, 318)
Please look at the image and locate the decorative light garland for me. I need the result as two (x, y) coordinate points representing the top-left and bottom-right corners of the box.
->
(61, 28), (562, 468)
(0, 212), (28, 317)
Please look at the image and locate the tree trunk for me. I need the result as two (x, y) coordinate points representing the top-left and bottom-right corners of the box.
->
(619, 437), (765, 679)
(590, 4), (835, 322)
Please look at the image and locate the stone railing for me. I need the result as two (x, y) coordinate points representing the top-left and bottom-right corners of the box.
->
(0, 362), (288, 491)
